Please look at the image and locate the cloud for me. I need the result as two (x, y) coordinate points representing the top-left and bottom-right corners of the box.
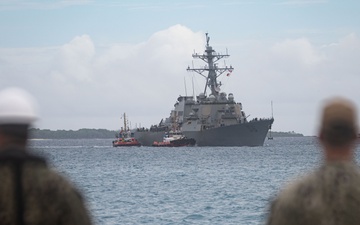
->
(0, 26), (359, 135)
(51, 34), (95, 83)
(224, 33), (360, 135)
(271, 38), (324, 68)
(0, 24), (205, 130)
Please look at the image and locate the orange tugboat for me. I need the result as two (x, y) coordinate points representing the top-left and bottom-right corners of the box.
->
(112, 113), (141, 147)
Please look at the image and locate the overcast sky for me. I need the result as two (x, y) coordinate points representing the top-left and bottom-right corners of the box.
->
(1, 0), (359, 136)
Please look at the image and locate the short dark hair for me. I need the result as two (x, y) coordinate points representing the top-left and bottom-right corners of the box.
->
(320, 97), (358, 147)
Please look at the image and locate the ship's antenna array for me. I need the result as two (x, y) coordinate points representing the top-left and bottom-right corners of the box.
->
(187, 33), (234, 96)
(206, 33), (210, 46)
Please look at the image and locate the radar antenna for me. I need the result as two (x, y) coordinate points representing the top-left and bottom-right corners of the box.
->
(206, 33), (210, 46)
(187, 33), (234, 97)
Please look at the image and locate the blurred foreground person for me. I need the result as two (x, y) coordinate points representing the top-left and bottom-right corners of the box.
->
(266, 97), (360, 225)
(0, 87), (92, 225)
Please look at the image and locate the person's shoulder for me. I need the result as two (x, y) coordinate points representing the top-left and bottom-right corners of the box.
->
(21, 161), (93, 224)
(266, 172), (321, 224)
(322, 161), (360, 173)
(273, 171), (319, 206)
(24, 162), (81, 194)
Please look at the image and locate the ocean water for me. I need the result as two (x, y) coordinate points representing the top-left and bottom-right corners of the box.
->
(28, 137), (360, 225)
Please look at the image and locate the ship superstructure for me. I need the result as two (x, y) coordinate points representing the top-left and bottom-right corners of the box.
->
(134, 33), (274, 146)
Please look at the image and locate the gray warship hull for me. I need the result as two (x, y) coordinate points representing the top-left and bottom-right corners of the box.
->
(134, 119), (273, 147)
(133, 33), (274, 147)
(134, 131), (165, 146)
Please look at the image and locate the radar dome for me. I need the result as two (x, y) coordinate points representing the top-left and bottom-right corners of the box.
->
(228, 93), (234, 101)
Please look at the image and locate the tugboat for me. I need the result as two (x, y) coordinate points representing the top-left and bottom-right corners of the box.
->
(134, 33), (274, 146)
(152, 131), (196, 147)
(112, 113), (141, 147)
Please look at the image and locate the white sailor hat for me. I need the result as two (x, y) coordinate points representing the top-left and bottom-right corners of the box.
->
(0, 87), (38, 125)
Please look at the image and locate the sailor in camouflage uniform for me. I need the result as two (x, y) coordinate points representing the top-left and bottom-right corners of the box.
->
(0, 87), (92, 225)
(266, 97), (360, 225)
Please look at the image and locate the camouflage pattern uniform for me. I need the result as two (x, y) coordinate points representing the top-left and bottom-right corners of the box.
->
(267, 161), (360, 225)
(0, 147), (93, 225)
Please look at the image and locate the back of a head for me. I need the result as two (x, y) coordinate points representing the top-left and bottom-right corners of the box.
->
(319, 97), (358, 147)
(0, 87), (38, 142)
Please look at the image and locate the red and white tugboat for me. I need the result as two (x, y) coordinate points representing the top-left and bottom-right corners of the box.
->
(152, 131), (196, 147)
(112, 113), (141, 147)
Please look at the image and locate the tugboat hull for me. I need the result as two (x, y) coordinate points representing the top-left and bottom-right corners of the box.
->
(112, 140), (141, 147)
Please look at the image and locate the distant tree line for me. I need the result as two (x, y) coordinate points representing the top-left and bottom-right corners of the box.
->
(29, 128), (118, 139)
(270, 131), (304, 137)
(29, 128), (303, 139)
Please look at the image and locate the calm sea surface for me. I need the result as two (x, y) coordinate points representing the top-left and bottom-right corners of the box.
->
(28, 137), (360, 225)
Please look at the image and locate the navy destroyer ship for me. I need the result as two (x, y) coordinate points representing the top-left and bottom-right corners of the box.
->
(134, 33), (274, 146)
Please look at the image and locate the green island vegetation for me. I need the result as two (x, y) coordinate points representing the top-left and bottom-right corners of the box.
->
(269, 131), (303, 137)
(30, 128), (303, 139)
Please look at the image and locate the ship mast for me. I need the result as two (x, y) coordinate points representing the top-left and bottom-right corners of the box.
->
(187, 33), (234, 97)
(123, 113), (127, 131)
